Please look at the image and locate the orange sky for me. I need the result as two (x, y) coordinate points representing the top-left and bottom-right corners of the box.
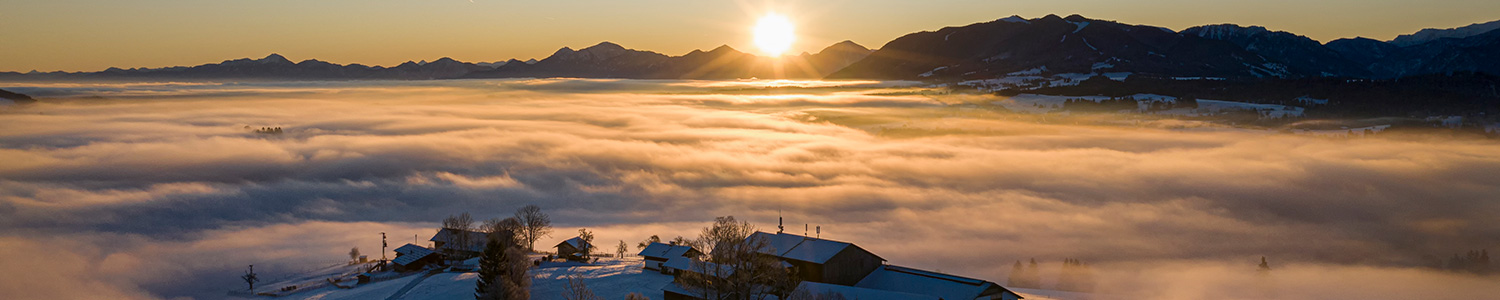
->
(2, 0), (1498, 72)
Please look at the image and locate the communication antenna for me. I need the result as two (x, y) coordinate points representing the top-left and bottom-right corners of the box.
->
(380, 232), (388, 260)
(816, 226), (821, 238)
(778, 210), (785, 234)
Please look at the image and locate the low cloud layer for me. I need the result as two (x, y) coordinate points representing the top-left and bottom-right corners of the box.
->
(1, 79), (1497, 299)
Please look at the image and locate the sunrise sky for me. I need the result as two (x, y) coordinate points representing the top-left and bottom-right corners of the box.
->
(3, 0), (1499, 72)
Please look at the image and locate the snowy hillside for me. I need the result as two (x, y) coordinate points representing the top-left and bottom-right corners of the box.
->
(272, 257), (673, 300)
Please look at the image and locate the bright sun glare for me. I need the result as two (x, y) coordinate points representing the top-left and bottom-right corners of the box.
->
(754, 13), (795, 57)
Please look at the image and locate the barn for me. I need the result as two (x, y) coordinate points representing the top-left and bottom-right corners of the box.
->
(855, 265), (1024, 300)
(391, 243), (438, 272)
(555, 237), (594, 261)
(637, 242), (702, 271)
(749, 232), (885, 286)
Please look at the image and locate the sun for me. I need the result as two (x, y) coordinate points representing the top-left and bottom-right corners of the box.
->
(753, 13), (796, 57)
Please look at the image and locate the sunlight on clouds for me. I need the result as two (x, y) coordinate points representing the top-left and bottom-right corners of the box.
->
(0, 79), (1497, 299)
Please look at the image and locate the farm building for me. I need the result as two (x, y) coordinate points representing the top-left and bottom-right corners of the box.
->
(637, 242), (702, 271)
(749, 232), (885, 286)
(793, 281), (941, 300)
(555, 236), (594, 261)
(430, 228), (488, 258)
(391, 243), (438, 272)
(855, 265), (1024, 300)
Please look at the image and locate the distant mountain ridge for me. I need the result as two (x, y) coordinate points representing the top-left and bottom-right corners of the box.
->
(832, 14), (1500, 80)
(1, 41), (872, 81)
(463, 40), (873, 79)
(1391, 20), (1500, 47)
(3, 15), (1498, 81)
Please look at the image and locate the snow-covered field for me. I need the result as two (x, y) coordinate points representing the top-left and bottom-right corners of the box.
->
(273, 257), (673, 300)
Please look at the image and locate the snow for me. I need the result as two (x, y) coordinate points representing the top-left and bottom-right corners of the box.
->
(1067, 21), (1090, 33)
(1082, 38), (1098, 51)
(918, 66), (948, 78)
(279, 257), (674, 300)
(1295, 96), (1329, 105)
(854, 265), (1004, 300)
(999, 16), (1030, 24)
(1007, 67), (1048, 76)
(282, 273), (420, 300)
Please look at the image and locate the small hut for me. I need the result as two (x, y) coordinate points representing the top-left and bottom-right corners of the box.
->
(554, 237), (593, 262)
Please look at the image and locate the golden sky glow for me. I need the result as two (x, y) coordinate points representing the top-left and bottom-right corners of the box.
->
(753, 13), (796, 56)
(2, 0), (1499, 72)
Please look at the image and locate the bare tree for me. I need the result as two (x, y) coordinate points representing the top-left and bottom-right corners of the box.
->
(349, 247), (361, 263)
(677, 216), (794, 300)
(617, 240), (628, 258)
(443, 212), (477, 255)
(241, 265), (260, 294)
(578, 228), (595, 259)
(624, 293), (651, 300)
(514, 205), (552, 252)
(561, 274), (601, 300)
(483, 217), (524, 243)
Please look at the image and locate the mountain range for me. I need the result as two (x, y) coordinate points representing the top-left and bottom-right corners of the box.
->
(834, 15), (1500, 80)
(2, 15), (1497, 81)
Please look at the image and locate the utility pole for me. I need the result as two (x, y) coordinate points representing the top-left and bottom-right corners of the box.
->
(381, 232), (388, 260)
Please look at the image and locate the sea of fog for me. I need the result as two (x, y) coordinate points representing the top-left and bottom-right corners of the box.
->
(1, 79), (1497, 299)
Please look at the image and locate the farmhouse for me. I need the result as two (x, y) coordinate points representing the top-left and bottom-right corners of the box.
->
(749, 231), (884, 286)
(555, 236), (594, 261)
(391, 243), (437, 272)
(430, 228), (488, 258)
(661, 231), (1024, 300)
(637, 242), (702, 271)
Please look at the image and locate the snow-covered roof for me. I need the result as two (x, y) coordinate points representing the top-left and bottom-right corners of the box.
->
(394, 243), (428, 256)
(796, 282), (941, 300)
(748, 232), (882, 264)
(663, 257), (735, 278)
(855, 265), (1019, 300)
(392, 244), (435, 266)
(557, 236), (593, 250)
(637, 242), (698, 259)
(430, 228), (488, 253)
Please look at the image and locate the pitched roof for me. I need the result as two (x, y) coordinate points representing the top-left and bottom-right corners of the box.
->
(556, 236), (593, 250)
(748, 231), (882, 264)
(663, 256), (735, 278)
(392, 244), (435, 266)
(795, 282), (941, 300)
(429, 228), (488, 253)
(855, 265), (1020, 300)
(637, 242), (698, 258)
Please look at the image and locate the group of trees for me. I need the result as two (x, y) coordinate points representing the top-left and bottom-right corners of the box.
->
(676, 216), (800, 300)
(1424, 249), (1491, 275)
(1005, 258), (1094, 292)
(1006, 259), (1040, 289)
(461, 204), (551, 300)
(475, 217), (530, 300)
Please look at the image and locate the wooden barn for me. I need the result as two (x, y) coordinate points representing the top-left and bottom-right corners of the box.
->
(637, 242), (702, 271)
(749, 232), (885, 286)
(555, 237), (593, 261)
(391, 243), (438, 272)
